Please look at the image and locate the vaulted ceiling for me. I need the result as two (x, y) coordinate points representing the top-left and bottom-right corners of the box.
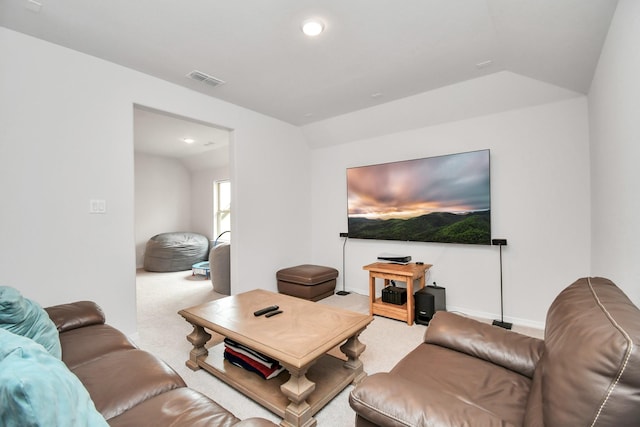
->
(0, 0), (618, 126)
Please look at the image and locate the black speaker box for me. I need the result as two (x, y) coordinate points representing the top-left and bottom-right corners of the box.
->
(382, 286), (407, 305)
(414, 285), (446, 325)
(414, 290), (434, 325)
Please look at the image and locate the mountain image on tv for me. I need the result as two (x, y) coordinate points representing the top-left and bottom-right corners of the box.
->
(346, 150), (491, 245)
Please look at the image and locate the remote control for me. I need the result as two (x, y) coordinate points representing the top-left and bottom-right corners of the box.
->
(253, 305), (279, 316)
(265, 310), (283, 318)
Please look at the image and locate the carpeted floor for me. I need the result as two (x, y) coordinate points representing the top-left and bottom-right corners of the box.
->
(135, 269), (542, 426)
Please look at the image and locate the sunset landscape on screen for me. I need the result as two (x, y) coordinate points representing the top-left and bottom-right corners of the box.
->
(346, 150), (491, 244)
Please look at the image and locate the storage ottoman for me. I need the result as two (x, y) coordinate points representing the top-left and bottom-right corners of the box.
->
(276, 264), (338, 302)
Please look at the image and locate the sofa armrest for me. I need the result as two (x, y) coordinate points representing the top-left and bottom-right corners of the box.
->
(45, 301), (106, 333)
(350, 373), (510, 426)
(424, 311), (544, 378)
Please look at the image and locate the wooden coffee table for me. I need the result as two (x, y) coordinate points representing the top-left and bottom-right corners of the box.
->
(178, 289), (372, 427)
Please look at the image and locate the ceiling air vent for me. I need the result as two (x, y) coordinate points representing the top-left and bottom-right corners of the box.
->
(186, 70), (225, 88)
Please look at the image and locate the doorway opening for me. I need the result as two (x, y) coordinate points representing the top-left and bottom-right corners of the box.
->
(133, 104), (231, 267)
(133, 104), (232, 322)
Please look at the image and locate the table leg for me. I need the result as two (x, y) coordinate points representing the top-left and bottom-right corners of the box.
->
(185, 324), (211, 371)
(406, 277), (415, 325)
(368, 274), (376, 316)
(339, 328), (367, 384)
(280, 364), (317, 427)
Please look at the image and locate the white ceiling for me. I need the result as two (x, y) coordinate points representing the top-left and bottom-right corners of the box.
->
(0, 0), (618, 127)
(133, 106), (229, 158)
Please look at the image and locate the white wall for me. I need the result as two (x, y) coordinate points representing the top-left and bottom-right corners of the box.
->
(589, 0), (640, 303)
(311, 95), (591, 328)
(0, 27), (311, 334)
(134, 153), (192, 268)
(231, 122), (313, 284)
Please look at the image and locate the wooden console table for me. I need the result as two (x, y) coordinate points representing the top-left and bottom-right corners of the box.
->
(363, 262), (432, 325)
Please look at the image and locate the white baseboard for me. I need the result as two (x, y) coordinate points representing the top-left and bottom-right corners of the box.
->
(445, 305), (545, 331)
(344, 285), (545, 331)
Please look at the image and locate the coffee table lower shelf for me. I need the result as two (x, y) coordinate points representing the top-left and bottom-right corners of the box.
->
(179, 289), (372, 427)
(197, 342), (356, 421)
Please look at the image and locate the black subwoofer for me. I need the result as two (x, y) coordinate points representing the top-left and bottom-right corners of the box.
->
(414, 290), (434, 325)
(414, 285), (446, 325)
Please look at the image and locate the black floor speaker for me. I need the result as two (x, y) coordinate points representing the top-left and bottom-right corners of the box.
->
(414, 290), (434, 325)
(414, 285), (446, 326)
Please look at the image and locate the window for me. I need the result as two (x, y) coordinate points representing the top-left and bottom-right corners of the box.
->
(214, 180), (231, 242)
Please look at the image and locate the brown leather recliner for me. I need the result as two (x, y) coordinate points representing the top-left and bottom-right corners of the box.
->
(349, 277), (640, 426)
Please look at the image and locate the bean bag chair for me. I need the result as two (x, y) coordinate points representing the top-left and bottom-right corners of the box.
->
(143, 232), (209, 272)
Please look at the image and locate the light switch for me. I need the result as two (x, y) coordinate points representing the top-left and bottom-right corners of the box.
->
(89, 199), (107, 214)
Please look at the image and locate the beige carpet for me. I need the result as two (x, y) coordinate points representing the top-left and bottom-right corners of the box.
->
(135, 269), (542, 426)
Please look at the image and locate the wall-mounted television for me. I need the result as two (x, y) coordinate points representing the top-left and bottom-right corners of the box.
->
(346, 149), (491, 245)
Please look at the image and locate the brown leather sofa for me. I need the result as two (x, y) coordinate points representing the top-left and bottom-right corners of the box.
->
(349, 277), (640, 426)
(45, 301), (276, 427)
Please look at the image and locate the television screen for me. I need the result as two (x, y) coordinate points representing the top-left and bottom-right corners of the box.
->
(347, 149), (491, 245)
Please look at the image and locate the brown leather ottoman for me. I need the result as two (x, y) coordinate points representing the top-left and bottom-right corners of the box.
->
(276, 264), (339, 302)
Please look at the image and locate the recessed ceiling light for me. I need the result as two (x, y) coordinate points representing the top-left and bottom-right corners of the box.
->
(302, 19), (324, 37)
(371, 92), (383, 98)
(183, 138), (195, 144)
